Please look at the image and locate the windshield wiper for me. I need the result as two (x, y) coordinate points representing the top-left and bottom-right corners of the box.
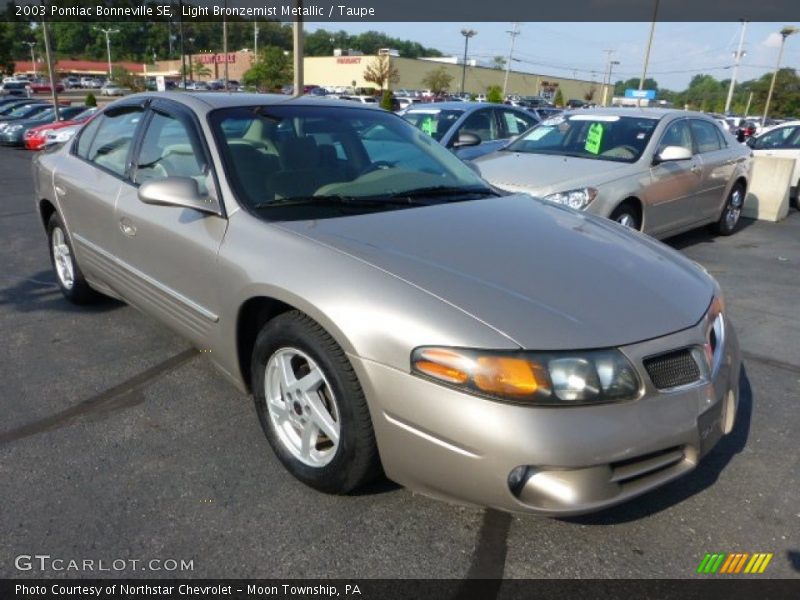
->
(252, 195), (425, 209)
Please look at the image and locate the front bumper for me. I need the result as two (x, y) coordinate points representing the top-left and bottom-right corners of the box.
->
(352, 316), (741, 516)
(0, 130), (24, 145)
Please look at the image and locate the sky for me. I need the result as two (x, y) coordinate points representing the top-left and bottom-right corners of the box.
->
(307, 22), (800, 91)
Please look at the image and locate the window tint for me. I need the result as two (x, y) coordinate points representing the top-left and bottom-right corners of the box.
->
(500, 109), (536, 137)
(657, 120), (693, 155)
(457, 109), (499, 143)
(754, 126), (800, 150)
(75, 115), (103, 159)
(133, 110), (208, 193)
(690, 120), (722, 153)
(86, 107), (143, 176)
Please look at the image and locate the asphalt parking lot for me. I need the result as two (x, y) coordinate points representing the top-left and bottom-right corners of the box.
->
(0, 146), (798, 580)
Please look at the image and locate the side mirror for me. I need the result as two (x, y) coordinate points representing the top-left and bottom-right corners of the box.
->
(654, 145), (692, 164)
(138, 176), (217, 214)
(745, 136), (757, 148)
(453, 131), (481, 148)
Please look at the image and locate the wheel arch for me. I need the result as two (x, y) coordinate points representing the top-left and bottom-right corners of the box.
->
(610, 196), (643, 227)
(38, 198), (57, 230)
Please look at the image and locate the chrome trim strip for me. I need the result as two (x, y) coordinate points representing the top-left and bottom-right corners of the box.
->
(73, 233), (219, 323)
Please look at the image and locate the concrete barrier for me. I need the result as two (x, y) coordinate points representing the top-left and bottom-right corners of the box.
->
(743, 156), (794, 222)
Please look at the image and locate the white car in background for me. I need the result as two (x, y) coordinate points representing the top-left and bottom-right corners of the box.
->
(747, 120), (800, 202)
(100, 82), (129, 96)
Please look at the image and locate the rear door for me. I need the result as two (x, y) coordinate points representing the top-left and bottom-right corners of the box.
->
(54, 104), (146, 286)
(112, 99), (227, 346)
(450, 108), (504, 160)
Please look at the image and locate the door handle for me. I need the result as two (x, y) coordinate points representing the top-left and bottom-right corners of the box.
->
(119, 219), (137, 237)
(54, 184), (66, 196)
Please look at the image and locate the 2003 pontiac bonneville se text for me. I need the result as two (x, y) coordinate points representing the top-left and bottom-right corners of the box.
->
(33, 93), (741, 515)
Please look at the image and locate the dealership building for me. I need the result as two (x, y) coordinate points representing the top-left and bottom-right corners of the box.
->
(14, 52), (607, 101)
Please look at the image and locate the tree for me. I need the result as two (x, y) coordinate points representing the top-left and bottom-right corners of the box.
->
(110, 65), (139, 90)
(613, 77), (659, 96)
(363, 55), (399, 92)
(85, 92), (97, 107)
(554, 88), (565, 107)
(583, 86), (596, 102)
(193, 61), (212, 80)
(380, 90), (394, 111)
(421, 67), (453, 95)
(242, 46), (292, 92)
(491, 56), (506, 70)
(486, 85), (503, 103)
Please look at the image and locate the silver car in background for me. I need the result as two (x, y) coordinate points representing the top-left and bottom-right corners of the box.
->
(474, 108), (753, 238)
(32, 94), (741, 515)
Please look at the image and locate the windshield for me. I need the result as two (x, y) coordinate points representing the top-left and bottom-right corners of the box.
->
(505, 114), (659, 163)
(5, 104), (42, 118)
(211, 105), (491, 219)
(402, 109), (464, 142)
(72, 107), (98, 122)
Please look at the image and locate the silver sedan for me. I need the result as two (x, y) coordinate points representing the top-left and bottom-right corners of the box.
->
(473, 108), (753, 239)
(33, 94), (741, 515)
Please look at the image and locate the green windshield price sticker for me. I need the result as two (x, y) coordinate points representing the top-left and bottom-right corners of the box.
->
(585, 122), (604, 154)
(421, 117), (436, 136)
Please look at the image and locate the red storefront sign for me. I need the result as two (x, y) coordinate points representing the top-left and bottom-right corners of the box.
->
(198, 53), (237, 65)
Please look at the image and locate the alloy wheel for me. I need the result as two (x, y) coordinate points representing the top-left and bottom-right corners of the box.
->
(725, 187), (743, 230)
(51, 227), (75, 290)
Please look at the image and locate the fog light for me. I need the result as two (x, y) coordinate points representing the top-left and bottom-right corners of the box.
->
(508, 465), (530, 495)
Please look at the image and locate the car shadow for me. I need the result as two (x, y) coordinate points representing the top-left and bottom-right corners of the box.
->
(666, 217), (757, 251)
(561, 365), (753, 525)
(787, 550), (800, 572)
(0, 269), (123, 314)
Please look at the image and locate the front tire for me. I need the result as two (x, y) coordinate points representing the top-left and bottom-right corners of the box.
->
(251, 311), (381, 493)
(47, 213), (99, 304)
(716, 183), (744, 235)
(609, 202), (641, 231)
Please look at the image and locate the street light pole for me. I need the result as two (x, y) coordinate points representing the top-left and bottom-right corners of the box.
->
(724, 20), (747, 115)
(94, 27), (120, 79)
(502, 23), (519, 96)
(293, 0), (304, 97)
(40, 16), (59, 121)
(23, 42), (36, 79)
(460, 29), (476, 95)
(223, 0), (229, 89)
(179, 0), (186, 89)
(601, 54), (620, 107)
(762, 26), (798, 125)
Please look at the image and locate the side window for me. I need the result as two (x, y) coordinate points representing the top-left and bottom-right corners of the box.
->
(457, 109), (499, 143)
(499, 110), (537, 138)
(86, 107), (144, 176)
(657, 120), (693, 155)
(132, 110), (209, 194)
(75, 116), (102, 159)
(689, 120), (722, 154)
(754, 126), (798, 150)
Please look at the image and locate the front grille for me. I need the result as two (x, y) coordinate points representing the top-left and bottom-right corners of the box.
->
(643, 349), (700, 389)
(610, 446), (685, 485)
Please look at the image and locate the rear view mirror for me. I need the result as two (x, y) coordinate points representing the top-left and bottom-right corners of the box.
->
(138, 176), (217, 214)
(453, 132), (481, 148)
(654, 146), (692, 164)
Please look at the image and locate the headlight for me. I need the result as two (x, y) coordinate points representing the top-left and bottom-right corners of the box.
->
(411, 346), (640, 405)
(543, 187), (598, 210)
(53, 130), (76, 142)
(38, 129), (54, 137)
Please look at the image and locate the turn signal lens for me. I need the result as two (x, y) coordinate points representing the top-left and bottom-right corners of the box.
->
(413, 348), (471, 384)
(474, 357), (548, 397)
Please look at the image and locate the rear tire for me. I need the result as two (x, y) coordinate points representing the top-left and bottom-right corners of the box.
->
(47, 213), (99, 304)
(609, 202), (641, 231)
(716, 183), (744, 236)
(251, 310), (381, 494)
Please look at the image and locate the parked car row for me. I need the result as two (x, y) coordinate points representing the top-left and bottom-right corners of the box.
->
(0, 98), (96, 148)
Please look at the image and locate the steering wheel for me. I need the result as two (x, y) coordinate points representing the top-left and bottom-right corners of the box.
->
(602, 145), (638, 158)
(358, 161), (395, 177)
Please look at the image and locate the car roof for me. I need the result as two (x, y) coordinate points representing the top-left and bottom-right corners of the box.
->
(404, 101), (520, 112)
(116, 92), (388, 113)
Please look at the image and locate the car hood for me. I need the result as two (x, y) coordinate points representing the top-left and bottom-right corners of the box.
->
(277, 195), (713, 350)
(473, 151), (635, 196)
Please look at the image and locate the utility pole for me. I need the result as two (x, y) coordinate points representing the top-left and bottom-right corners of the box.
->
(724, 20), (748, 115)
(94, 27), (120, 79)
(601, 51), (619, 107)
(293, 0), (304, 96)
(502, 22), (520, 97)
(40, 16), (59, 121)
(744, 91), (753, 116)
(223, 0), (229, 89)
(254, 21), (259, 60)
(639, 0), (659, 90)
(460, 29), (477, 95)
(763, 26), (798, 125)
(179, 0), (186, 89)
(23, 42), (36, 79)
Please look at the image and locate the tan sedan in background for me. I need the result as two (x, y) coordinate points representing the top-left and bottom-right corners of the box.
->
(473, 108), (753, 239)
